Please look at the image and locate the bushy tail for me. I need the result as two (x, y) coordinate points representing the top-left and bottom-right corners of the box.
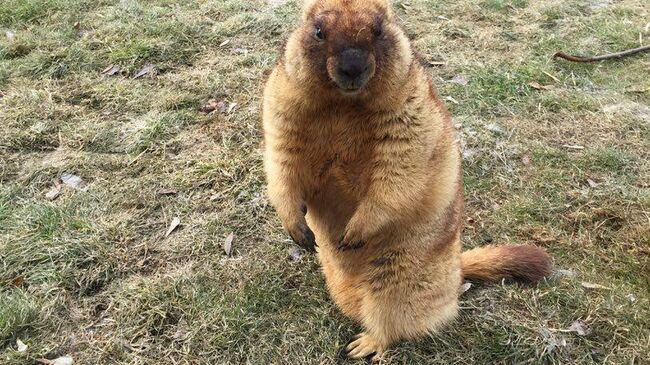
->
(461, 245), (552, 282)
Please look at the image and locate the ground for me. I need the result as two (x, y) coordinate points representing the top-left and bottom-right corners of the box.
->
(0, 0), (648, 364)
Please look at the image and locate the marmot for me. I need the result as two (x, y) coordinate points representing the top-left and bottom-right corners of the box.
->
(262, 0), (552, 361)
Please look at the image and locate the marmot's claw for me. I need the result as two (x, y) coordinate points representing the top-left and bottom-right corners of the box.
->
(337, 236), (365, 251)
(290, 221), (317, 252)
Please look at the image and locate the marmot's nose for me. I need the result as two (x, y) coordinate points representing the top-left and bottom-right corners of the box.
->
(338, 48), (370, 80)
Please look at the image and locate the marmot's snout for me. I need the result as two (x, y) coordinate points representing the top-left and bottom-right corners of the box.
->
(329, 48), (376, 93)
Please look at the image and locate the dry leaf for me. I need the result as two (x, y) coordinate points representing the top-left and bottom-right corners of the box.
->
(11, 275), (25, 287)
(528, 81), (554, 90)
(449, 75), (469, 86)
(16, 338), (27, 352)
(200, 99), (218, 114)
(173, 328), (190, 341)
(444, 96), (459, 104)
(209, 193), (224, 201)
(219, 39), (230, 47)
(427, 60), (446, 67)
(550, 269), (576, 281)
(581, 282), (611, 290)
(46, 180), (62, 200)
(227, 102), (238, 114)
(134, 63), (155, 79)
(288, 246), (302, 262)
(586, 179), (599, 188)
(200, 99), (228, 114)
(521, 154), (532, 166)
(157, 189), (177, 196)
(223, 232), (235, 256)
(61, 173), (87, 191)
(165, 217), (181, 237)
(101, 64), (120, 76)
(216, 101), (228, 113)
(567, 320), (590, 336)
(73, 22), (81, 30)
(590, 0), (612, 11)
(37, 356), (74, 365)
(486, 123), (505, 135)
(54, 357), (74, 365)
(459, 282), (472, 295)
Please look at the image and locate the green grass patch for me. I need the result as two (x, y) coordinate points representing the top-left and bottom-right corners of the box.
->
(0, 0), (61, 26)
(480, 0), (528, 11)
(0, 291), (39, 348)
(579, 147), (636, 174)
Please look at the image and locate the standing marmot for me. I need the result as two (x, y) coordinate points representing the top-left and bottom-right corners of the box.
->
(262, 0), (551, 361)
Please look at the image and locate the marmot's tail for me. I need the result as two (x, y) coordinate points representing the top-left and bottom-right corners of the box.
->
(461, 245), (552, 282)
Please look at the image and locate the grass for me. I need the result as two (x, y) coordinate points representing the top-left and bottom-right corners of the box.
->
(1, 0), (649, 363)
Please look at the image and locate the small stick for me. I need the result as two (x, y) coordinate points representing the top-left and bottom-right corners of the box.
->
(542, 71), (560, 83)
(128, 149), (148, 166)
(553, 45), (650, 62)
(562, 144), (585, 150)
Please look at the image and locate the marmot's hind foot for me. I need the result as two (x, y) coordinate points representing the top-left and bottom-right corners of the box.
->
(346, 332), (385, 363)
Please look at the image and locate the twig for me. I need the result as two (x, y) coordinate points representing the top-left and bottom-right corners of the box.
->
(553, 45), (650, 62)
(128, 148), (148, 166)
(562, 144), (585, 150)
(542, 71), (560, 83)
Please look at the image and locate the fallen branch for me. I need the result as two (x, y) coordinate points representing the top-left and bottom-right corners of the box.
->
(553, 45), (650, 63)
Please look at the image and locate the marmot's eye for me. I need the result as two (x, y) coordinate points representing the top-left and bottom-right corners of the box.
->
(315, 26), (324, 40)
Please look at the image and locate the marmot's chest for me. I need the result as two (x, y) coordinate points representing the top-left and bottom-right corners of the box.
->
(313, 135), (372, 186)
(300, 117), (375, 192)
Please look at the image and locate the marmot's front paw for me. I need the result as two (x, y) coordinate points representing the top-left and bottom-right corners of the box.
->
(337, 227), (365, 251)
(288, 221), (317, 252)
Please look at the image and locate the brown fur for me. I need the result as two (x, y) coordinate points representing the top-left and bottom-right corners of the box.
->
(262, 0), (552, 361)
(461, 245), (552, 282)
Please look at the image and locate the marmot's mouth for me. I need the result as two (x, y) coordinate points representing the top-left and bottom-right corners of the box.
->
(330, 71), (371, 95)
(338, 86), (364, 96)
(334, 82), (366, 95)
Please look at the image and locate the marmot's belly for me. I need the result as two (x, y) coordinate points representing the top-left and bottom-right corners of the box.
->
(318, 246), (366, 321)
(317, 236), (462, 325)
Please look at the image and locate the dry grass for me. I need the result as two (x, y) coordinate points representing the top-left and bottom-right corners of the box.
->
(1, 0), (649, 364)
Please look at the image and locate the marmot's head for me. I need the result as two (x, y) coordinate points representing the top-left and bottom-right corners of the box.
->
(285, 0), (412, 97)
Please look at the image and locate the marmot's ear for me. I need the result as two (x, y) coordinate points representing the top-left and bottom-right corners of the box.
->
(301, 0), (320, 21)
(301, 0), (395, 21)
